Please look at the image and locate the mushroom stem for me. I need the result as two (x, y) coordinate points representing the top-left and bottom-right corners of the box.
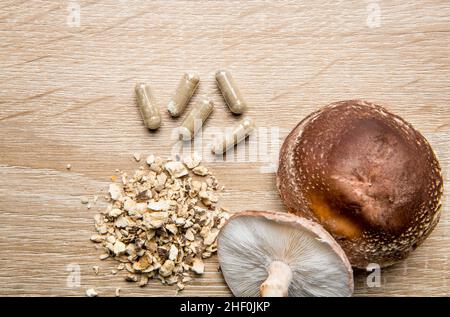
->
(260, 261), (292, 297)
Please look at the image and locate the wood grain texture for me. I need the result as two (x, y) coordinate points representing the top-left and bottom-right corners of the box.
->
(0, 0), (449, 296)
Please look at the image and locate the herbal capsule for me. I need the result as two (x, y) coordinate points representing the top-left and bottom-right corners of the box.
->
(211, 116), (255, 155)
(168, 73), (200, 117)
(135, 83), (161, 130)
(179, 98), (214, 140)
(215, 70), (247, 114)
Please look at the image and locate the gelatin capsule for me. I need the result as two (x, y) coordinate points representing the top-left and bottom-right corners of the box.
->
(168, 73), (200, 117)
(215, 70), (247, 114)
(179, 98), (214, 140)
(135, 83), (161, 130)
(212, 117), (255, 154)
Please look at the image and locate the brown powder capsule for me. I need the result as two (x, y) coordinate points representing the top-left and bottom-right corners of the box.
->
(135, 83), (161, 130)
(168, 73), (200, 117)
(215, 70), (247, 114)
(211, 117), (255, 155)
(179, 98), (214, 140)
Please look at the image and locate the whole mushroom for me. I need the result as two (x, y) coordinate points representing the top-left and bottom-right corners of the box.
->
(217, 210), (353, 297)
(277, 100), (444, 268)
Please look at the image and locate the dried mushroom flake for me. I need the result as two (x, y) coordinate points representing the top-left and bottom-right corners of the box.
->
(86, 288), (98, 297)
(90, 155), (229, 291)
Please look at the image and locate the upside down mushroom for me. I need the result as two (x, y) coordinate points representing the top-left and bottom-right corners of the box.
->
(277, 100), (444, 268)
(217, 211), (353, 297)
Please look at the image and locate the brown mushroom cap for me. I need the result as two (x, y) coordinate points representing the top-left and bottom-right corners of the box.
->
(217, 210), (354, 297)
(277, 100), (444, 268)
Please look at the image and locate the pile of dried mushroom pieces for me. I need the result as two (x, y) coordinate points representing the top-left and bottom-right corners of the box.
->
(90, 154), (230, 292)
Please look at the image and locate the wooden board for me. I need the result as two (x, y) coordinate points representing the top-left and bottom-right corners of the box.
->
(0, 0), (449, 296)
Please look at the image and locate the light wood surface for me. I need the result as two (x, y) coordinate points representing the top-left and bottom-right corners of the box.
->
(0, 0), (449, 297)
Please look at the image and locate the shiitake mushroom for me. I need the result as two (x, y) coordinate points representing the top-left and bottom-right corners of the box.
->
(277, 100), (444, 268)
